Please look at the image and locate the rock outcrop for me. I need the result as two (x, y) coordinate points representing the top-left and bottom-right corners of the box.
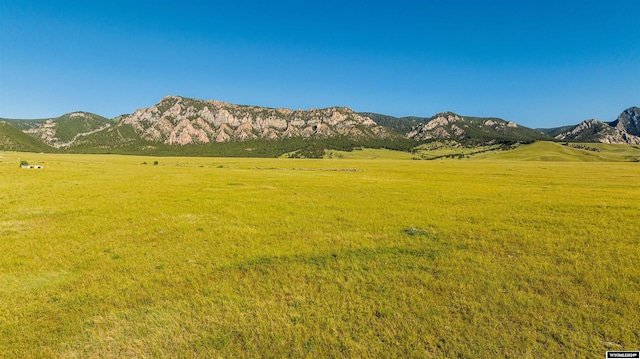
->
(405, 112), (544, 143)
(119, 96), (389, 145)
(406, 112), (464, 140)
(21, 112), (112, 148)
(553, 107), (640, 144)
(7, 96), (638, 152)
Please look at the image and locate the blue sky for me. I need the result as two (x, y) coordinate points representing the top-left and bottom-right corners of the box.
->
(1, 0), (638, 128)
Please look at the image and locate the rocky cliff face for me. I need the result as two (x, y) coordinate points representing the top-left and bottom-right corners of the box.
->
(405, 112), (544, 143)
(553, 107), (640, 144)
(406, 112), (466, 140)
(611, 106), (640, 137)
(8, 96), (638, 152)
(119, 96), (389, 145)
(17, 112), (112, 148)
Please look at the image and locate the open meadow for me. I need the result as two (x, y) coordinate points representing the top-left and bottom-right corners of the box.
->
(1, 150), (639, 357)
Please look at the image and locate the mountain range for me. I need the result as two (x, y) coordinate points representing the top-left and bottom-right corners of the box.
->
(1, 95), (638, 157)
(538, 106), (640, 145)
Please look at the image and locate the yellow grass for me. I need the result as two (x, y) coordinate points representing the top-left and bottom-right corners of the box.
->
(322, 148), (415, 160)
(473, 141), (640, 161)
(1, 151), (639, 357)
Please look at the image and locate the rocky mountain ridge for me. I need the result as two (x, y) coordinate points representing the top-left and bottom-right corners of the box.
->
(549, 107), (640, 144)
(371, 111), (551, 144)
(120, 96), (390, 145)
(1, 97), (639, 156)
(4, 112), (112, 148)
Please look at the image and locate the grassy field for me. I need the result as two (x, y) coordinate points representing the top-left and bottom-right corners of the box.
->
(321, 148), (415, 160)
(1, 151), (639, 357)
(322, 141), (640, 162)
(474, 141), (640, 162)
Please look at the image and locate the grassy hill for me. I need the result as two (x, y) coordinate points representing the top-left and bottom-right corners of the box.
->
(2, 112), (112, 149)
(359, 112), (422, 134)
(304, 141), (640, 162)
(536, 125), (575, 137)
(48, 112), (112, 143)
(319, 148), (415, 160)
(472, 141), (640, 162)
(4, 112), (111, 138)
(460, 116), (552, 144)
(0, 121), (54, 152)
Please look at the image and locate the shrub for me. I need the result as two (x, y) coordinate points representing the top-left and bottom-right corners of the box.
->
(403, 227), (430, 236)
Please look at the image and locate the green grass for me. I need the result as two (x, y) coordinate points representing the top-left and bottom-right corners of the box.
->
(412, 141), (509, 160)
(473, 141), (640, 162)
(322, 142), (640, 162)
(50, 113), (112, 143)
(321, 148), (415, 160)
(0, 122), (54, 153)
(1, 152), (639, 357)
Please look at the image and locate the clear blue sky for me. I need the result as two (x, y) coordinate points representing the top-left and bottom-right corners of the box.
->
(1, 0), (638, 128)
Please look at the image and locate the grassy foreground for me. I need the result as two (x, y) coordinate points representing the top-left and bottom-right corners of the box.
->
(1, 151), (639, 357)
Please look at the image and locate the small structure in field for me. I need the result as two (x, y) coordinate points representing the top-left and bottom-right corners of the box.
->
(20, 161), (43, 169)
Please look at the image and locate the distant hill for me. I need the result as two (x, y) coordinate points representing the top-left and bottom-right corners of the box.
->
(536, 125), (575, 137)
(358, 112), (423, 135)
(472, 141), (640, 162)
(3, 112), (112, 148)
(2, 97), (638, 157)
(116, 96), (391, 145)
(0, 121), (54, 152)
(546, 107), (640, 145)
(405, 112), (551, 145)
(361, 111), (552, 145)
